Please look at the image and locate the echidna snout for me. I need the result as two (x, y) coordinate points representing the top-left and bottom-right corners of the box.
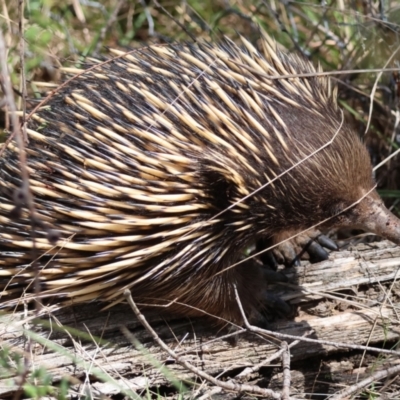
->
(332, 191), (400, 245)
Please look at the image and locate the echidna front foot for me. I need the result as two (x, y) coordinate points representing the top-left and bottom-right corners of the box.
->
(257, 229), (338, 269)
(263, 293), (293, 320)
(234, 261), (293, 327)
(246, 292), (293, 328)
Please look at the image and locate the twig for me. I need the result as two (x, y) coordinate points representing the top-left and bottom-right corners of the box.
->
(94, 0), (126, 54)
(153, 0), (196, 42)
(357, 267), (400, 380)
(365, 44), (400, 134)
(123, 289), (283, 399)
(235, 338), (301, 380)
(139, 0), (154, 37)
(197, 387), (222, 400)
(0, 17), (36, 400)
(18, 0), (27, 143)
(232, 286), (400, 357)
(234, 286), (294, 399)
(329, 363), (400, 400)
(281, 342), (290, 400)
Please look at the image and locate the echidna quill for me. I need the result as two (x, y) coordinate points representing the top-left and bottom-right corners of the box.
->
(1, 34), (399, 323)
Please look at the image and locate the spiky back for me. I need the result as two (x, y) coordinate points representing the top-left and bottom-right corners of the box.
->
(0, 34), (374, 318)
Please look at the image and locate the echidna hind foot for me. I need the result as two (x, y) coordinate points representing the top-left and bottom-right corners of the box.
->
(1, 33), (400, 323)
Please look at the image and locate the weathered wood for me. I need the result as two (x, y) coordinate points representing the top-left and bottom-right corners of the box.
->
(1, 241), (400, 398)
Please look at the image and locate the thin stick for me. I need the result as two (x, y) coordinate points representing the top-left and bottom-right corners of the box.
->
(281, 342), (290, 400)
(329, 363), (400, 400)
(123, 289), (283, 399)
(232, 286), (400, 357)
(235, 338), (301, 380)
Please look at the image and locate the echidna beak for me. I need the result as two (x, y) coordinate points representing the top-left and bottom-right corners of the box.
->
(352, 192), (400, 246)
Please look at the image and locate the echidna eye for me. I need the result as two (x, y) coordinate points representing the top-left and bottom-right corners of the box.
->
(330, 202), (346, 218)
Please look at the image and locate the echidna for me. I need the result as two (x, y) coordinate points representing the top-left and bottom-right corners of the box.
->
(1, 33), (399, 323)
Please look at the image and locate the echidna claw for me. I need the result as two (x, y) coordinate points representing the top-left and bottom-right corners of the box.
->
(257, 229), (338, 269)
(317, 234), (339, 251)
(262, 268), (289, 284)
(305, 240), (329, 262)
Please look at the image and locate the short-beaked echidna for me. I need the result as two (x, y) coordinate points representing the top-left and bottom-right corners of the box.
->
(1, 34), (400, 323)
